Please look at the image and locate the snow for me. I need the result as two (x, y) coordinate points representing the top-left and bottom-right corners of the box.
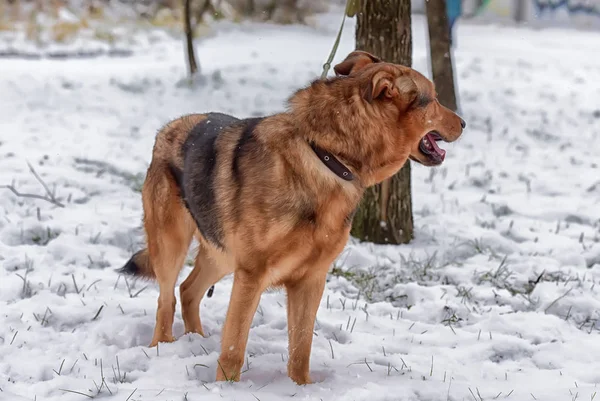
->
(1, 9), (600, 401)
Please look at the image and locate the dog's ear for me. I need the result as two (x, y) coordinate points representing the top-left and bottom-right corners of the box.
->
(393, 74), (419, 107)
(363, 71), (418, 106)
(334, 50), (382, 76)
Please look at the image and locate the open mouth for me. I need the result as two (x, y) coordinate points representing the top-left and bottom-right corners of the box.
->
(418, 131), (446, 165)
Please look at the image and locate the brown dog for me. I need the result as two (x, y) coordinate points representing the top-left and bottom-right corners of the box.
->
(118, 50), (465, 385)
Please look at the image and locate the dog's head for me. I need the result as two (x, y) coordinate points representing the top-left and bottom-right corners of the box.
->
(333, 50), (465, 172)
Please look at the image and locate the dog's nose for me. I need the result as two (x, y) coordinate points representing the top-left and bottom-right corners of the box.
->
(460, 118), (466, 129)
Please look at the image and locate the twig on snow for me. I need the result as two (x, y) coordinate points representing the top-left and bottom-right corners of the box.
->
(1, 162), (64, 207)
(544, 288), (574, 314)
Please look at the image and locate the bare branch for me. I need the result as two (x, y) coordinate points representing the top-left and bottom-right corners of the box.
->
(1, 163), (65, 207)
(27, 161), (57, 199)
(184, 0), (199, 76)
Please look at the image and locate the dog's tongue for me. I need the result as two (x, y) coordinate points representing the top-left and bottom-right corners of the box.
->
(422, 133), (446, 161)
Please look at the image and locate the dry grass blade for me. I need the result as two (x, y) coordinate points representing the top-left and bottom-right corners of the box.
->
(430, 355), (434, 376)
(545, 288), (574, 313)
(125, 388), (137, 401)
(60, 389), (93, 398)
(92, 305), (104, 321)
(131, 285), (148, 298)
(10, 331), (18, 345)
(72, 274), (81, 294)
(87, 279), (101, 292)
(53, 359), (65, 375)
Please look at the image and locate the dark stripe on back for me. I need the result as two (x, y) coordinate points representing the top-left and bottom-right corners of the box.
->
(232, 117), (264, 184)
(182, 112), (240, 249)
(231, 117), (264, 223)
(168, 162), (194, 215)
(168, 163), (184, 196)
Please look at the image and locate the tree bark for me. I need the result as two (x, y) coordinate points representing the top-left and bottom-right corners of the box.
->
(514, 0), (527, 23)
(425, 0), (458, 111)
(350, 0), (414, 244)
(183, 0), (199, 76)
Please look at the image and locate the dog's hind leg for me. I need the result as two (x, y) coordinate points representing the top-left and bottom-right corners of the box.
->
(180, 242), (232, 336)
(142, 160), (195, 347)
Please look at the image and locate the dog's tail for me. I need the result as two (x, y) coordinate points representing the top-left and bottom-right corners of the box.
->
(116, 249), (155, 279)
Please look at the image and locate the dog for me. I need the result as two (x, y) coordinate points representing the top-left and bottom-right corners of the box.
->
(118, 50), (465, 385)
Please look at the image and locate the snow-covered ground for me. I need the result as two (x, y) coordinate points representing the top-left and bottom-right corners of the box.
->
(1, 9), (600, 401)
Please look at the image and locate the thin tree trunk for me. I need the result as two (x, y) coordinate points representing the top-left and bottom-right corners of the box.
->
(514, 0), (527, 22)
(184, 0), (199, 76)
(351, 0), (414, 245)
(425, 0), (458, 111)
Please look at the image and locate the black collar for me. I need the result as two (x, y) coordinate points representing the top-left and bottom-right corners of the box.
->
(309, 142), (354, 181)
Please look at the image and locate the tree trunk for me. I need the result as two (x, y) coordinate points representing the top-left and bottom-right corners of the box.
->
(350, 0), (414, 245)
(514, 0), (527, 23)
(425, 0), (458, 111)
(183, 0), (199, 76)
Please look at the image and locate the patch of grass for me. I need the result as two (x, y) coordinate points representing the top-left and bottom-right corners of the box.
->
(150, 7), (181, 28)
(33, 307), (53, 327)
(400, 251), (441, 282)
(111, 356), (129, 384)
(92, 28), (117, 44)
(52, 20), (87, 43)
(31, 226), (60, 246)
(456, 285), (474, 304)
(441, 306), (462, 330)
(330, 266), (355, 281)
(61, 358), (115, 399)
(329, 265), (377, 301)
(73, 157), (146, 193)
(87, 254), (111, 269)
(16, 257), (35, 299)
(462, 238), (494, 255)
(475, 255), (515, 289)
(329, 251), (450, 306)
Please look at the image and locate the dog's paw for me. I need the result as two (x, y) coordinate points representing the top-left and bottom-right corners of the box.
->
(290, 374), (312, 385)
(183, 325), (205, 337)
(149, 335), (176, 347)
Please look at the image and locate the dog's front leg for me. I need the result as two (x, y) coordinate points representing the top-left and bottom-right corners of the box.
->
(216, 268), (264, 382)
(285, 271), (327, 385)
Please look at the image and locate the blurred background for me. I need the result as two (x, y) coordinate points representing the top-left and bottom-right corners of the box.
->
(2, 0), (599, 43)
(2, 0), (599, 52)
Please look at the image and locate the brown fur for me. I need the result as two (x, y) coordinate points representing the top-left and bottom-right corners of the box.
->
(119, 50), (465, 385)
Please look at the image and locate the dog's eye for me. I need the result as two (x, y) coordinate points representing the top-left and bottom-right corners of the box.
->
(414, 94), (432, 108)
